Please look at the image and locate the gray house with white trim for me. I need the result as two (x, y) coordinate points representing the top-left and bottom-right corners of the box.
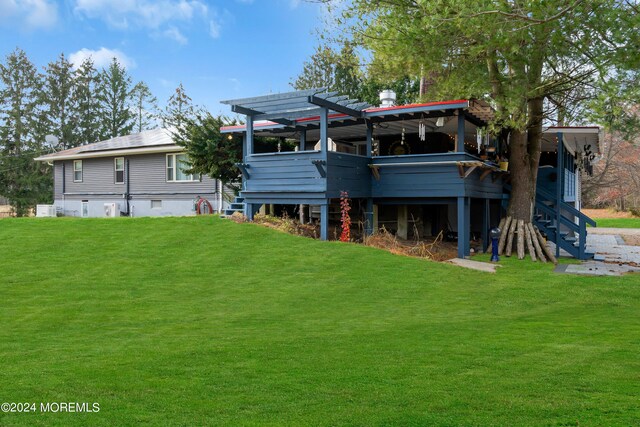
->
(35, 128), (226, 217)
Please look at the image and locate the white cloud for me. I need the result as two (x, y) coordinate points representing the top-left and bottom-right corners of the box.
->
(69, 47), (136, 70)
(163, 26), (188, 44)
(73, 0), (207, 29)
(208, 18), (220, 39)
(0, 0), (58, 30)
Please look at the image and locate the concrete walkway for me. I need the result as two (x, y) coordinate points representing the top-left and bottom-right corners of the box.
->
(448, 258), (500, 273)
(554, 227), (640, 276)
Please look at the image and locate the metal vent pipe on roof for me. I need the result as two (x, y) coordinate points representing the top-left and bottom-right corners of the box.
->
(379, 90), (396, 107)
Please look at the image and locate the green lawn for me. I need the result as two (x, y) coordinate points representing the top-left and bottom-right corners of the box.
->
(594, 217), (640, 228)
(1, 217), (639, 426)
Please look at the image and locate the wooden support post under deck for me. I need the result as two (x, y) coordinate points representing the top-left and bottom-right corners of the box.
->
(373, 204), (379, 233)
(299, 131), (306, 151)
(365, 198), (374, 236)
(245, 203), (256, 221)
(320, 203), (329, 241)
(482, 198), (490, 253)
(457, 196), (470, 258)
(299, 204), (306, 224)
(456, 109), (465, 153)
(397, 205), (408, 240)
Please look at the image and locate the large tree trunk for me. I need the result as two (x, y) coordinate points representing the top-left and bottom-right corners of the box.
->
(502, 97), (552, 262)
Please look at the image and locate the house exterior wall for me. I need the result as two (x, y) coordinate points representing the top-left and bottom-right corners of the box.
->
(52, 152), (225, 217)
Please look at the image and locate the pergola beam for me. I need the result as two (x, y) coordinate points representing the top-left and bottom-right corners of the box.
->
(308, 94), (365, 118)
(221, 88), (327, 106)
(232, 105), (263, 116)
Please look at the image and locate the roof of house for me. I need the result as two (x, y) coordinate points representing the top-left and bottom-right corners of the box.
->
(34, 128), (182, 162)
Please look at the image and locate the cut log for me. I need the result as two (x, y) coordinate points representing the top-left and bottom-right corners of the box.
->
(505, 217), (517, 257)
(516, 220), (525, 259)
(524, 223), (536, 262)
(528, 223), (547, 262)
(534, 225), (557, 264)
(497, 216), (511, 255)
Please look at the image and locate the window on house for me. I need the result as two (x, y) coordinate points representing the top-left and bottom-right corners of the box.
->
(166, 153), (199, 182)
(114, 157), (125, 184)
(73, 160), (83, 182)
(151, 200), (162, 209)
(81, 200), (88, 217)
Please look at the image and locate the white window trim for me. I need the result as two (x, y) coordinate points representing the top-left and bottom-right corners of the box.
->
(73, 160), (83, 182)
(114, 157), (125, 184)
(166, 153), (200, 182)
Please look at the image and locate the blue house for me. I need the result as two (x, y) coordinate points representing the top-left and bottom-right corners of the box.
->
(220, 89), (600, 259)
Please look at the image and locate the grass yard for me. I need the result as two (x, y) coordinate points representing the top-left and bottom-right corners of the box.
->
(1, 216), (639, 426)
(593, 217), (640, 228)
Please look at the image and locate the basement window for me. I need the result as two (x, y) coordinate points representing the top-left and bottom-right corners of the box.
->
(151, 200), (162, 209)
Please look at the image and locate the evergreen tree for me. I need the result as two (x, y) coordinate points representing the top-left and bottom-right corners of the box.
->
(0, 48), (51, 215)
(291, 45), (338, 91)
(171, 112), (241, 191)
(97, 58), (134, 139)
(73, 58), (101, 145)
(163, 83), (194, 128)
(292, 42), (419, 105)
(40, 53), (76, 150)
(131, 81), (158, 133)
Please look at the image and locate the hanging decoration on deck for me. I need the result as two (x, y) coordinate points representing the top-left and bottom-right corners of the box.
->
(388, 124), (411, 155)
(418, 117), (426, 141)
(476, 128), (490, 154)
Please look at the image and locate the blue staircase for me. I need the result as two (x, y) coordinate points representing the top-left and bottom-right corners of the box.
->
(503, 186), (596, 260)
(533, 187), (595, 259)
(223, 196), (245, 217)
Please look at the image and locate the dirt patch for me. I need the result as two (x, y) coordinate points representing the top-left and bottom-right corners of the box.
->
(582, 208), (634, 219)
(364, 228), (458, 262)
(243, 214), (459, 261)
(252, 213), (320, 239)
(621, 234), (640, 246)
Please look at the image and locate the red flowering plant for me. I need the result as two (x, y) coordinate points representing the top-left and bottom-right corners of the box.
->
(339, 191), (351, 242)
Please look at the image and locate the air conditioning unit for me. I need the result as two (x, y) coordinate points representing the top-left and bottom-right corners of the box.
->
(36, 204), (56, 217)
(104, 202), (119, 217)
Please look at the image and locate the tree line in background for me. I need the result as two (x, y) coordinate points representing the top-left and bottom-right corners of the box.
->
(0, 48), (194, 215)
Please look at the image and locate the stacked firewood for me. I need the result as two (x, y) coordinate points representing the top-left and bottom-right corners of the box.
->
(495, 217), (557, 264)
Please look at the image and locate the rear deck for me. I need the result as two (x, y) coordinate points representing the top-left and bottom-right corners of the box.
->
(221, 89), (600, 260)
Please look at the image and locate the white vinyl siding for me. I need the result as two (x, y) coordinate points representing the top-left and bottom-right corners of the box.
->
(73, 160), (83, 182)
(114, 157), (125, 184)
(166, 153), (199, 182)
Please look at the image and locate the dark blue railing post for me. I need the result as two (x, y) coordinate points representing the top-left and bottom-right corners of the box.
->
(299, 130), (306, 151)
(457, 110), (465, 152)
(366, 121), (373, 157)
(556, 132), (564, 257)
(579, 218), (586, 259)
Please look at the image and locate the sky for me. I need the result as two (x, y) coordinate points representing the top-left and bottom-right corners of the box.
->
(0, 0), (332, 116)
